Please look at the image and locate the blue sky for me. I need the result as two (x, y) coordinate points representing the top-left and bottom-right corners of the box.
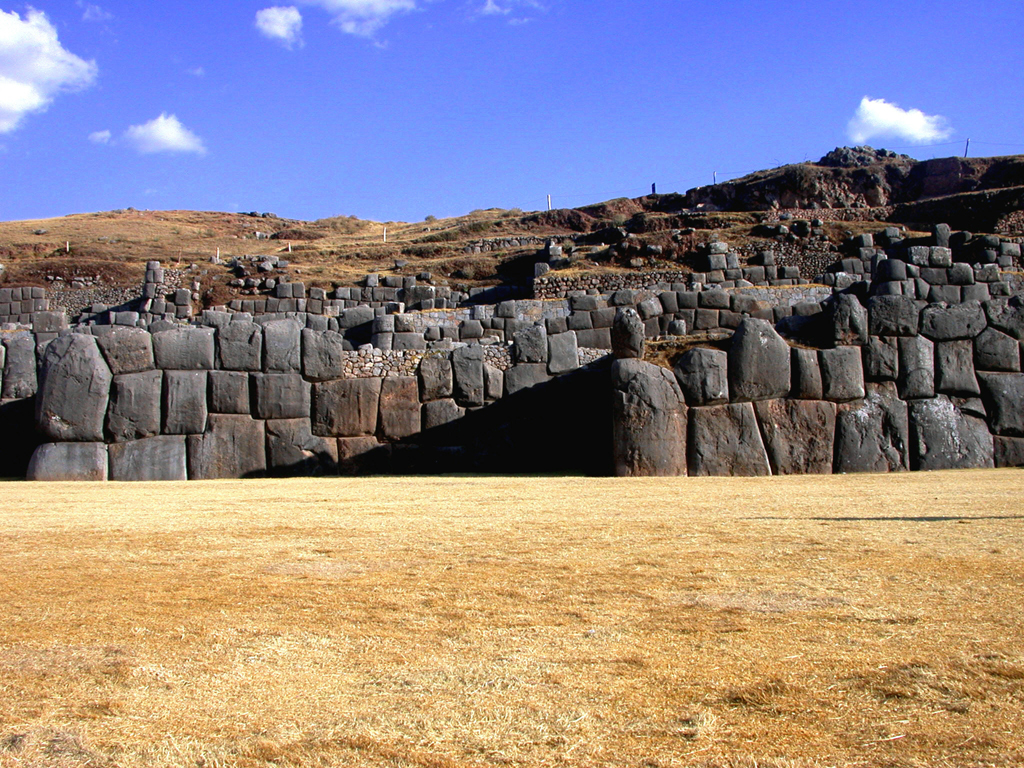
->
(1, 0), (1022, 223)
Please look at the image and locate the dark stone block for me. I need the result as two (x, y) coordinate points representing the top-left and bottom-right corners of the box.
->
(107, 370), (162, 442)
(209, 370), (250, 414)
(674, 347), (728, 406)
(337, 436), (391, 475)
(935, 340), (980, 397)
(688, 402), (770, 476)
(575, 328), (612, 349)
(109, 436), (188, 481)
(263, 319), (302, 372)
(36, 334), (111, 442)
(379, 376), (420, 439)
(266, 418), (339, 475)
(312, 377), (382, 437)
(897, 336), (934, 399)
(791, 347), (824, 399)
(834, 382), (909, 473)
(252, 372), (310, 420)
(831, 294), (868, 346)
(698, 289), (730, 309)
(819, 347), (865, 402)
(920, 301), (987, 341)
(421, 398), (463, 430)
(868, 295), (920, 337)
(908, 396), (994, 470)
(94, 326), (155, 374)
(27, 442), (107, 481)
(977, 373), (1024, 437)
(547, 332), (579, 376)
(974, 327), (1021, 372)
(754, 399), (836, 475)
(164, 370), (208, 434)
(218, 321), (262, 371)
(505, 363), (552, 395)
(728, 318), (790, 402)
(187, 415), (267, 479)
(301, 329), (346, 381)
(611, 308), (645, 359)
(451, 345), (484, 406)
(864, 336), (899, 381)
(612, 359), (687, 476)
(994, 436), (1024, 467)
(419, 353), (453, 401)
(152, 326), (215, 370)
(2, 331), (37, 399)
(513, 324), (547, 364)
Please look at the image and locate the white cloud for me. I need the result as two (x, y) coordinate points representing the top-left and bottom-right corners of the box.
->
(124, 113), (206, 155)
(88, 129), (111, 144)
(847, 97), (952, 145)
(481, 0), (510, 14)
(187, 66), (205, 77)
(77, 2), (113, 22)
(301, 0), (416, 37)
(0, 9), (98, 133)
(256, 6), (304, 48)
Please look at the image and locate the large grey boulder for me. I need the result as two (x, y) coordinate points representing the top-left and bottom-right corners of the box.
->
(977, 373), (1024, 437)
(985, 296), (1024, 340)
(920, 301), (987, 341)
(251, 372), (310, 420)
(547, 331), (579, 376)
(451, 344), (484, 407)
(152, 326), (215, 370)
(107, 370), (162, 442)
(973, 327), (1020, 372)
(834, 382), (909, 473)
(94, 326), (154, 374)
(27, 442), (107, 481)
(754, 399), (836, 475)
(611, 307), (645, 359)
(266, 418), (339, 475)
(868, 295), (920, 337)
(611, 358), (687, 476)
(908, 396), (994, 470)
(728, 318), (791, 402)
(673, 347), (729, 406)
(513, 324), (547, 364)
(379, 376), (420, 439)
(688, 402), (771, 476)
(897, 336), (935, 399)
(422, 398), (464, 430)
(217, 321), (262, 371)
(819, 347), (865, 402)
(263, 318), (302, 372)
(312, 377), (382, 436)
(187, 414), (267, 479)
(163, 370), (208, 434)
(108, 436), (187, 481)
(864, 336), (898, 381)
(419, 353), (453, 401)
(935, 340), (980, 396)
(505, 363), (552, 395)
(790, 347), (824, 399)
(209, 370), (250, 414)
(831, 294), (868, 346)
(36, 333), (112, 442)
(2, 331), (38, 399)
(301, 328), (346, 381)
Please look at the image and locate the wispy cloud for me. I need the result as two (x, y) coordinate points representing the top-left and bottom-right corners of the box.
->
(186, 66), (205, 77)
(0, 9), (98, 134)
(124, 113), (206, 155)
(77, 1), (113, 22)
(88, 129), (111, 144)
(301, 0), (416, 37)
(847, 97), (952, 145)
(256, 6), (304, 48)
(476, 0), (545, 25)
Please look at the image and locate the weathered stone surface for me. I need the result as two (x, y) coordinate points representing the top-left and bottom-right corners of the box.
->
(451, 344), (484, 407)
(819, 346), (865, 402)
(379, 376), (420, 440)
(673, 347), (728, 406)
(513, 324), (547, 364)
(611, 359), (687, 476)
(27, 442), (107, 481)
(107, 370), (162, 442)
(108, 436), (187, 481)
(611, 307), (645, 359)
(728, 318), (791, 402)
(312, 377), (382, 436)
(754, 399), (836, 475)
(547, 331), (579, 375)
(688, 402), (770, 476)
(864, 336), (898, 380)
(164, 370), (208, 434)
(2, 331), (37, 399)
(393, 332), (426, 351)
(984, 296), (1024, 340)
(94, 326), (155, 374)
(422, 398), (464, 430)
(790, 347), (823, 399)
(209, 370), (250, 414)
(337, 436), (391, 475)
(908, 396), (994, 470)
(505, 363), (552, 396)
(897, 336), (935, 399)
(419, 353), (453, 401)
(484, 364), (503, 400)
(36, 334), (112, 442)
(263, 319), (302, 372)
(868, 295), (920, 336)
(266, 418), (338, 475)
(187, 414), (267, 479)
(831, 293), (868, 346)
(251, 372), (310, 420)
(834, 382), (909, 473)
(920, 301), (987, 341)
(994, 436), (1024, 467)
(152, 326), (215, 370)
(935, 340), (980, 396)
(973, 327), (1020, 372)
(977, 373), (1024, 437)
(217, 321), (262, 371)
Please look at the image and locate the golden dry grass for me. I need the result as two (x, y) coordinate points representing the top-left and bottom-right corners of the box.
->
(2, 470), (1023, 767)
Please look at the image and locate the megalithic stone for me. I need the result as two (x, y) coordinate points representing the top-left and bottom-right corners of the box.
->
(36, 333), (112, 442)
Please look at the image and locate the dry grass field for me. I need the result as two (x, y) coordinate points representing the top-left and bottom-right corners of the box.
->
(1, 470), (1023, 768)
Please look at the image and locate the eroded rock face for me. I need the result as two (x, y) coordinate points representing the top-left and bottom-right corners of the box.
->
(834, 382), (910, 474)
(27, 442), (107, 481)
(908, 395), (994, 471)
(187, 415), (267, 479)
(611, 358), (686, 476)
(754, 399), (836, 475)
(108, 436), (187, 481)
(688, 402), (770, 477)
(36, 333), (112, 442)
(265, 418), (338, 476)
(674, 348), (728, 406)
(611, 308), (645, 360)
(728, 318), (791, 402)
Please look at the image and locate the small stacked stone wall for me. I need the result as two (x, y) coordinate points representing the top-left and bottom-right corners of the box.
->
(0, 287), (49, 324)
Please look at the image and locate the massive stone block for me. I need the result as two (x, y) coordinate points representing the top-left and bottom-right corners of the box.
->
(897, 336), (935, 400)
(217, 320), (263, 371)
(152, 326), (215, 370)
(301, 328), (347, 381)
(864, 336), (898, 381)
(421, 398), (464, 430)
(2, 331), (38, 399)
(977, 373), (1024, 437)
(819, 346), (865, 402)
(505, 363), (552, 396)
(985, 296), (1024, 340)
(379, 376), (420, 440)
(337, 436), (392, 475)
(611, 308), (645, 359)
(263, 318), (302, 373)
(973, 327), (1020, 372)
(908, 396), (994, 471)
(208, 370), (250, 414)
(252, 372), (310, 420)
(868, 295), (920, 337)
(547, 331), (579, 376)
(266, 418), (339, 475)
(790, 347), (824, 400)
(513, 324), (548, 364)
(27, 442), (108, 481)
(920, 301), (987, 341)
(451, 345), (484, 407)
(36, 333), (112, 442)
(994, 436), (1024, 468)
(187, 415), (267, 479)
(935, 340), (980, 397)
(484, 364), (504, 401)
(107, 370), (162, 442)
(94, 326), (155, 374)
(163, 370), (208, 435)
(674, 347), (729, 406)
(419, 353), (453, 401)
(831, 293), (868, 346)
(312, 377), (382, 437)
(834, 382), (910, 473)
(688, 402), (771, 477)
(108, 436), (188, 481)
(728, 318), (790, 402)
(611, 359), (687, 476)
(754, 399), (836, 475)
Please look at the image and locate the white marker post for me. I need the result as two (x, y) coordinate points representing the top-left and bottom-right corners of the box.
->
(383, 226), (387, 243)
(547, 195), (552, 211)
